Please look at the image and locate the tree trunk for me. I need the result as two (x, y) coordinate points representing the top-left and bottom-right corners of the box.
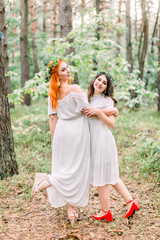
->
(20, 0), (31, 105)
(0, 0), (13, 98)
(101, 0), (106, 10)
(53, 0), (59, 37)
(93, 0), (102, 71)
(12, 0), (17, 63)
(126, 0), (133, 72)
(34, 0), (38, 32)
(158, 20), (160, 111)
(43, 0), (47, 33)
(59, 0), (78, 84)
(151, 1), (160, 54)
(0, 37), (18, 179)
(59, 0), (72, 38)
(135, 0), (138, 41)
(100, 0), (106, 34)
(95, 0), (107, 39)
(117, 0), (122, 55)
(95, 0), (101, 40)
(49, 0), (53, 37)
(29, 0), (39, 73)
(138, 0), (149, 80)
(81, 0), (86, 23)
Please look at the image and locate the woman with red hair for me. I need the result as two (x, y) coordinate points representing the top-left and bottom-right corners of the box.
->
(32, 59), (90, 223)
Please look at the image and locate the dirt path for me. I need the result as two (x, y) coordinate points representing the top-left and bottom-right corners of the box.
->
(0, 175), (159, 240)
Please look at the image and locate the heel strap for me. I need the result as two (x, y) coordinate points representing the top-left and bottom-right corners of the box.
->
(37, 174), (49, 187)
(67, 210), (78, 219)
(102, 209), (110, 213)
(127, 199), (134, 204)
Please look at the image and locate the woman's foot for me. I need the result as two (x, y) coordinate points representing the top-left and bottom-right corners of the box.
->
(32, 173), (51, 196)
(92, 209), (112, 222)
(67, 210), (78, 225)
(125, 199), (141, 218)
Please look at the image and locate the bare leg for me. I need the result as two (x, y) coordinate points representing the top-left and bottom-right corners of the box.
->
(67, 204), (75, 213)
(67, 204), (78, 224)
(111, 179), (133, 211)
(95, 184), (110, 217)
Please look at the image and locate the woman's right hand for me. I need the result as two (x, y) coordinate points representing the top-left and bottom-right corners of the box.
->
(113, 107), (119, 117)
(82, 108), (100, 118)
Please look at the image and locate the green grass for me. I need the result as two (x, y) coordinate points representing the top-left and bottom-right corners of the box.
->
(10, 99), (52, 174)
(114, 106), (160, 183)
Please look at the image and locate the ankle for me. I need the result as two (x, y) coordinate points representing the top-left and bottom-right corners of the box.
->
(68, 206), (75, 212)
(126, 199), (133, 204)
(102, 209), (110, 213)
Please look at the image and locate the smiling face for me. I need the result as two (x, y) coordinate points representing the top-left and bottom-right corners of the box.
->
(93, 74), (107, 95)
(58, 61), (71, 82)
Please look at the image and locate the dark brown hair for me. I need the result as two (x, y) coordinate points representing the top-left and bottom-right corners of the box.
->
(88, 72), (117, 106)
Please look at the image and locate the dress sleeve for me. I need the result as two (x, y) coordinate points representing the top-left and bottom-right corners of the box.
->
(103, 97), (114, 109)
(48, 97), (57, 115)
(74, 92), (89, 112)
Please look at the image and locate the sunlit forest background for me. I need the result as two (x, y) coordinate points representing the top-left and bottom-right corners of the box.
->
(0, 0), (160, 239)
(3, 0), (160, 109)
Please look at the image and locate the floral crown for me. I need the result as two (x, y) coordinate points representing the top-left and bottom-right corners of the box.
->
(47, 59), (61, 77)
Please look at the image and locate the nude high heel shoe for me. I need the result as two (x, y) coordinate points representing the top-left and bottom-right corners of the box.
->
(67, 210), (78, 225)
(32, 173), (51, 196)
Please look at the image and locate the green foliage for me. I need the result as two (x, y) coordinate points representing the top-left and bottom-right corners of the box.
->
(8, 89), (23, 105)
(11, 100), (51, 175)
(118, 108), (160, 181)
(23, 71), (49, 99)
(8, 71), (49, 104)
(38, 13), (157, 109)
(6, 6), (158, 110)
(144, 54), (159, 91)
(10, 100), (160, 186)
(117, 70), (157, 109)
(137, 136), (160, 180)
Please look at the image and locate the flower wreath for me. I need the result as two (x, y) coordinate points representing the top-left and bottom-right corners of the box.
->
(47, 59), (61, 76)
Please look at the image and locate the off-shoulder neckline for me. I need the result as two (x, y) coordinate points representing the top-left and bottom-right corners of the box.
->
(58, 91), (72, 102)
(58, 91), (86, 104)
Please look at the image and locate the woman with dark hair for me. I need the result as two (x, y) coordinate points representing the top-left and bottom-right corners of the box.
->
(83, 72), (140, 221)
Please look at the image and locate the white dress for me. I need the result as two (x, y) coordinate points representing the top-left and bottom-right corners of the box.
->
(47, 91), (90, 208)
(89, 94), (119, 186)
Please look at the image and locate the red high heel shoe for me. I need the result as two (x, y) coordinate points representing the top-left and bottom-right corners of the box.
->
(92, 209), (112, 222)
(125, 199), (141, 218)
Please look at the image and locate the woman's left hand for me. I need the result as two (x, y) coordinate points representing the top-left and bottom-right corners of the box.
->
(82, 108), (100, 118)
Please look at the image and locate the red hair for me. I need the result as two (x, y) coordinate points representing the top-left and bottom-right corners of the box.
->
(48, 59), (70, 110)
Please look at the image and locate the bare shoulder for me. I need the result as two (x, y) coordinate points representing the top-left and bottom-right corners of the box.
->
(70, 84), (83, 93)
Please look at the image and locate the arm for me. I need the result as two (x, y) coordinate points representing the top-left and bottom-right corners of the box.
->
(97, 110), (115, 129)
(49, 114), (58, 144)
(101, 107), (119, 117)
(82, 108), (115, 129)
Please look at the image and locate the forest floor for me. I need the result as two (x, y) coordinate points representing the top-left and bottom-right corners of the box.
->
(0, 100), (160, 240)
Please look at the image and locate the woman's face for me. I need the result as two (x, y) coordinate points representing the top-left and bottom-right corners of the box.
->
(58, 61), (71, 82)
(93, 75), (107, 94)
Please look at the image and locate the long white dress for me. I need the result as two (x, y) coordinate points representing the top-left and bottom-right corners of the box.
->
(89, 94), (119, 186)
(47, 91), (90, 208)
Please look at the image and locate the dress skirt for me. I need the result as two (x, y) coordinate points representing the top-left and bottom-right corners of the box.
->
(47, 115), (90, 208)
